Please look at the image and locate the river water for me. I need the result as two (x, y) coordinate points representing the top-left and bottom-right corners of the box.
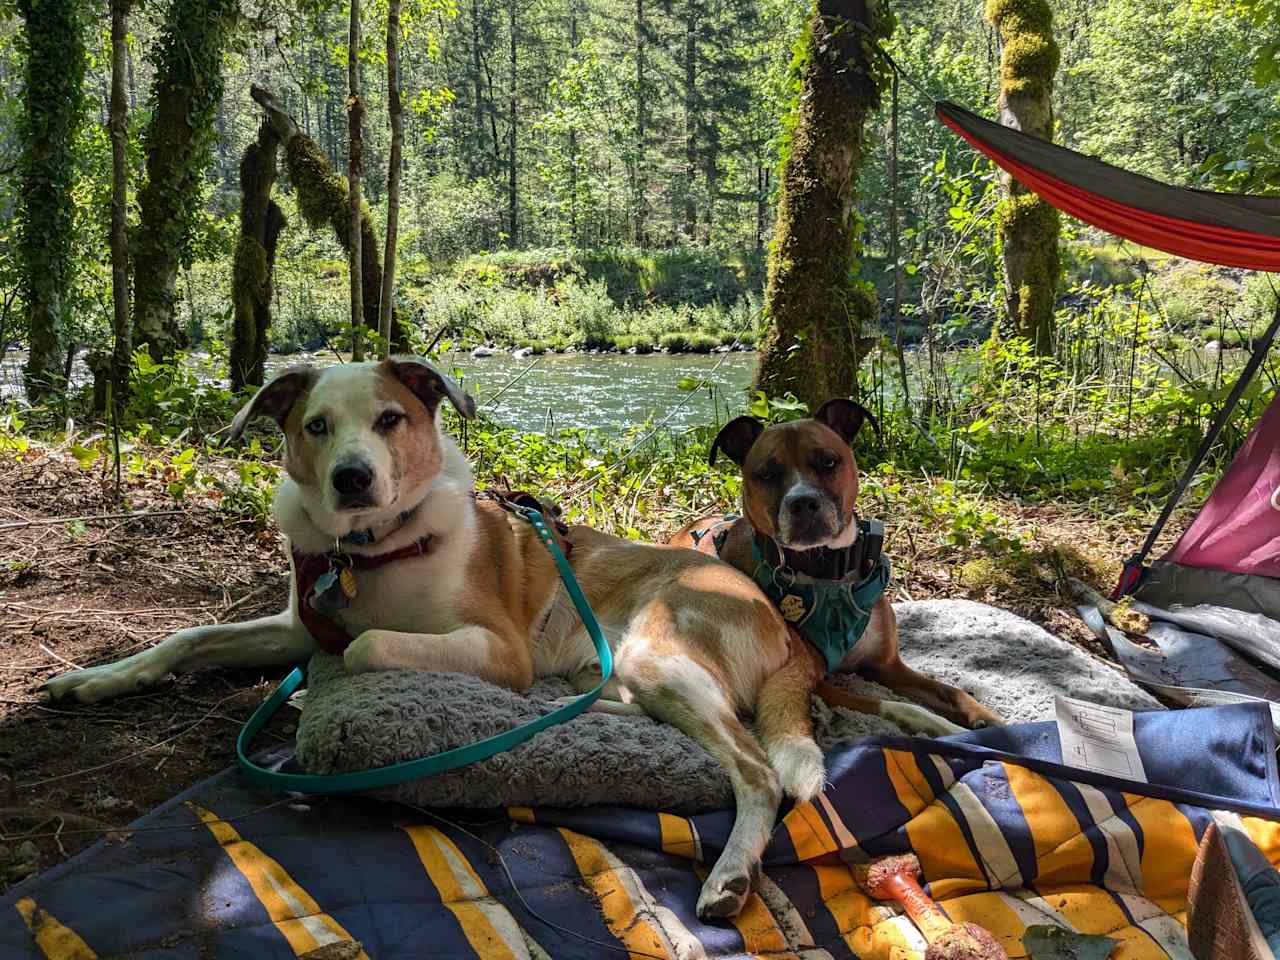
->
(2, 348), (758, 436)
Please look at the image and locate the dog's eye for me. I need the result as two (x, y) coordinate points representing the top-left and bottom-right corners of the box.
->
(305, 417), (327, 436)
(377, 410), (404, 430)
(755, 464), (781, 482)
(817, 453), (839, 471)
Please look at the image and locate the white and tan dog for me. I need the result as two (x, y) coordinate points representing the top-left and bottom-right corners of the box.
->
(41, 357), (947, 919)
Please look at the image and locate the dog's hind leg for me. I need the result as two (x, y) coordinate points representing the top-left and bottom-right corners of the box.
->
(615, 650), (781, 922)
(754, 632), (827, 802)
(41, 612), (311, 704)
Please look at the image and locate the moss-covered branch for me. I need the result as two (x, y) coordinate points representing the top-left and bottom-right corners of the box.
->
(986, 0), (1061, 353)
(753, 0), (892, 409)
(251, 85), (407, 352)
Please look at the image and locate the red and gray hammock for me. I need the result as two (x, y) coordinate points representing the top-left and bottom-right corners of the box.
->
(936, 101), (1280, 271)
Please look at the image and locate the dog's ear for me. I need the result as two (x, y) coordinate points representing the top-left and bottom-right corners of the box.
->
(709, 416), (764, 467)
(386, 356), (476, 420)
(229, 366), (317, 441)
(813, 398), (880, 445)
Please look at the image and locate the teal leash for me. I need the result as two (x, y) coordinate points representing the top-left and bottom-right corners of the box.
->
(236, 505), (613, 794)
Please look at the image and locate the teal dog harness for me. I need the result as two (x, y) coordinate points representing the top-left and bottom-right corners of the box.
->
(750, 519), (891, 671)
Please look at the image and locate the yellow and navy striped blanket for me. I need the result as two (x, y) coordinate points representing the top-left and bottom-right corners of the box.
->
(6, 701), (1280, 959)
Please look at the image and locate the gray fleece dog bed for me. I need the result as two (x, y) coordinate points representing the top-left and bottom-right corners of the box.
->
(294, 599), (1160, 810)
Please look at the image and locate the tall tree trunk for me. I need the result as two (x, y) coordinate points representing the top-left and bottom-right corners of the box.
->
(507, 0), (518, 246)
(230, 121), (284, 390)
(251, 85), (407, 351)
(633, 0), (647, 244)
(568, 0), (579, 245)
(753, 0), (889, 409)
(109, 0), (131, 412)
(380, 0), (403, 357)
(133, 0), (238, 362)
(17, 0), (86, 402)
(348, 0), (366, 360)
(986, 0), (1060, 354)
(682, 0), (697, 242)
(470, 0), (488, 178)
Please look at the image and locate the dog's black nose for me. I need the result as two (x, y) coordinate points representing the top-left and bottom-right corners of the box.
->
(785, 492), (821, 516)
(333, 464), (373, 496)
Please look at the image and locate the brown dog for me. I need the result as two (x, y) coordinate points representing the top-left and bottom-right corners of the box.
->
(671, 399), (1001, 731)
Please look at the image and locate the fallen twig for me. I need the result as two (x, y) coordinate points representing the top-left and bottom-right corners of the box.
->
(0, 509), (198, 533)
(37, 644), (82, 671)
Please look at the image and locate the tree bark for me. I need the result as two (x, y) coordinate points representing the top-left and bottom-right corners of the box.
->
(109, 0), (131, 413)
(230, 121), (284, 390)
(633, 0), (647, 244)
(251, 85), (407, 352)
(753, 0), (888, 409)
(132, 0), (238, 362)
(348, 0), (366, 360)
(18, 0), (85, 402)
(380, 0), (403, 358)
(682, 0), (697, 241)
(985, 0), (1061, 354)
(507, 0), (518, 246)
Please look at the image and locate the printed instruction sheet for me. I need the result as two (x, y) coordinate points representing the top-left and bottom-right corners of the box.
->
(1055, 696), (1148, 783)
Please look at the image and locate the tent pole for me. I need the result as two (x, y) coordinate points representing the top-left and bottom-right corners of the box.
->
(1124, 295), (1280, 581)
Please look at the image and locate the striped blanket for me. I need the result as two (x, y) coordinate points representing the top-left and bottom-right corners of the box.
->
(6, 701), (1280, 959)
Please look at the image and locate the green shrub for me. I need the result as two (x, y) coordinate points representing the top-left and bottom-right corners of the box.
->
(660, 330), (718, 353)
(1156, 264), (1240, 336)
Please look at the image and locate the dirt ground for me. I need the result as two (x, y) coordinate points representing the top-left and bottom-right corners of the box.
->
(0, 445), (298, 893)
(0, 441), (1153, 895)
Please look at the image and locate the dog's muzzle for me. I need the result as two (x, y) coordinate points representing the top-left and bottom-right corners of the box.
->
(778, 486), (841, 547)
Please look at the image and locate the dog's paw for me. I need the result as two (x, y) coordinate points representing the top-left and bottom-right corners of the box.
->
(343, 631), (388, 674)
(767, 735), (826, 803)
(882, 701), (965, 738)
(40, 658), (163, 704)
(696, 865), (753, 921)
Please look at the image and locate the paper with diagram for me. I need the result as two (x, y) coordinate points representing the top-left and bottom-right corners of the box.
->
(1055, 696), (1149, 783)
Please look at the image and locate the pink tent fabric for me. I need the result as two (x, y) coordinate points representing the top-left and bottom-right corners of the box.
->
(1166, 394), (1280, 576)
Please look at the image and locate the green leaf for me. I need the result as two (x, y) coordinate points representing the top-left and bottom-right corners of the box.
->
(1023, 924), (1116, 960)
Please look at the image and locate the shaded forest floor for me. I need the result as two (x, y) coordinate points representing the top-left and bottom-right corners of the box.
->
(0, 441), (1175, 894)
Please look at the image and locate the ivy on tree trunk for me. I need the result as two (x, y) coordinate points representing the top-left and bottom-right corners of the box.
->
(230, 121), (285, 390)
(986, 0), (1061, 354)
(18, 0), (86, 403)
(753, 0), (891, 411)
(132, 0), (239, 362)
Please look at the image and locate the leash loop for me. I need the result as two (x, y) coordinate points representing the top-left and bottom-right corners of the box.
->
(235, 506), (613, 795)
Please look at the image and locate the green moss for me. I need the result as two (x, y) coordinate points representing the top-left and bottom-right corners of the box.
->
(756, 0), (892, 408)
(284, 133), (406, 349)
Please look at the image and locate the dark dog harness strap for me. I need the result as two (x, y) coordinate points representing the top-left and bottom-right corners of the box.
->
(293, 489), (571, 656)
(748, 519), (891, 672)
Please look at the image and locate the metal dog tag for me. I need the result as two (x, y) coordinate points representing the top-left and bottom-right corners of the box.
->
(310, 567), (351, 616)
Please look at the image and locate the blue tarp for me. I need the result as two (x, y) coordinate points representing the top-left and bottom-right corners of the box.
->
(6, 702), (1280, 959)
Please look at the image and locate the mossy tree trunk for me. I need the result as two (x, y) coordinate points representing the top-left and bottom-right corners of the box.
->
(753, 0), (890, 410)
(132, 0), (239, 362)
(986, 0), (1061, 355)
(250, 85), (408, 352)
(18, 0), (86, 403)
(230, 121), (285, 390)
